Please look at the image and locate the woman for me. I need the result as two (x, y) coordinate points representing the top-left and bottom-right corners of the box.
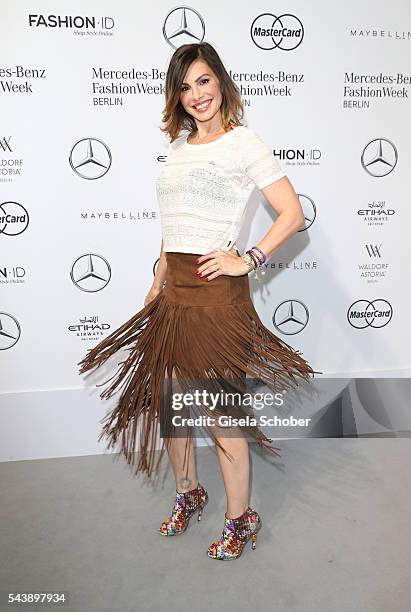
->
(78, 42), (321, 561)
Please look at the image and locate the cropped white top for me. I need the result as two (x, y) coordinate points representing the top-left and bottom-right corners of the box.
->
(155, 125), (286, 254)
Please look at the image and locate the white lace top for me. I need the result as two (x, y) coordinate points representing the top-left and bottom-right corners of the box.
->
(155, 125), (286, 254)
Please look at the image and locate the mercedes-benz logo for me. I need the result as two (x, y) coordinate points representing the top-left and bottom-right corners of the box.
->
(0, 201), (29, 236)
(296, 194), (316, 232)
(0, 312), (21, 349)
(361, 138), (398, 177)
(69, 138), (112, 180)
(272, 299), (309, 335)
(347, 299), (393, 329)
(163, 7), (205, 49)
(251, 13), (304, 51)
(71, 254), (111, 292)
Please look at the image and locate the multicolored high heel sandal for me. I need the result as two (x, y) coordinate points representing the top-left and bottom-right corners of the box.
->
(159, 482), (208, 536)
(207, 506), (262, 560)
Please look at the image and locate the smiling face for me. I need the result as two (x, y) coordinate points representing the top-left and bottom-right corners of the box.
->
(179, 59), (223, 125)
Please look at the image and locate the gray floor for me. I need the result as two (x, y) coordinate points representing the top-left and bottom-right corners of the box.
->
(1, 439), (411, 612)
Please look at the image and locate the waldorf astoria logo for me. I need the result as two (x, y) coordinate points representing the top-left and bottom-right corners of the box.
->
(0, 136), (24, 182)
(347, 299), (393, 329)
(69, 138), (112, 180)
(70, 253), (111, 292)
(364, 244), (382, 258)
(0, 136), (12, 153)
(250, 13), (304, 50)
(0, 312), (21, 350)
(272, 299), (310, 335)
(361, 138), (398, 177)
(358, 243), (389, 284)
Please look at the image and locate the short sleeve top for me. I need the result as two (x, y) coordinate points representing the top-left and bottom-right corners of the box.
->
(155, 125), (286, 254)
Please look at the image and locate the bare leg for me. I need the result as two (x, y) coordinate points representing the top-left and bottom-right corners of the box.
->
(163, 367), (198, 493)
(215, 435), (250, 518)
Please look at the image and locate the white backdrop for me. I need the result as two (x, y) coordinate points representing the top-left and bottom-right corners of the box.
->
(1, 1), (410, 462)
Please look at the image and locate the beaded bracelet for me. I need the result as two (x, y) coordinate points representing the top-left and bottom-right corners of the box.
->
(251, 245), (266, 264)
(248, 250), (260, 268)
(242, 251), (256, 273)
(242, 246), (268, 281)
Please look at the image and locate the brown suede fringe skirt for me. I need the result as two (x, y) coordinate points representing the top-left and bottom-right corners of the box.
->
(78, 251), (320, 480)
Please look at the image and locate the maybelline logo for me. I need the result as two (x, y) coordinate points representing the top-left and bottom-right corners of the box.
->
(0, 137), (23, 180)
(349, 28), (411, 41)
(0, 202), (29, 236)
(357, 199), (395, 225)
(80, 211), (157, 221)
(0, 265), (26, 285)
(68, 315), (111, 341)
(265, 260), (318, 272)
(347, 299), (392, 328)
(251, 13), (304, 50)
(28, 15), (114, 30)
(358, 244), (388, 282)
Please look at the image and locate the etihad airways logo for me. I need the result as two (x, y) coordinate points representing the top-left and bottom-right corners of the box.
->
(68, 315), (111, 341)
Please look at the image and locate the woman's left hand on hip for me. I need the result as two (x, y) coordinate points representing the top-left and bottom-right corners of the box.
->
(195, 250), (249, 280)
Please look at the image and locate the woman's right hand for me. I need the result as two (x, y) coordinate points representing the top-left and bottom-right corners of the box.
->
(144, 284), (163, 306)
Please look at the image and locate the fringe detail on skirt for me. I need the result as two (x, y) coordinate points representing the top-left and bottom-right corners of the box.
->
(78, 290), (320, 480)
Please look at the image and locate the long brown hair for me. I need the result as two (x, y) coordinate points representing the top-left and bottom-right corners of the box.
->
(160, 42), (244, 143)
